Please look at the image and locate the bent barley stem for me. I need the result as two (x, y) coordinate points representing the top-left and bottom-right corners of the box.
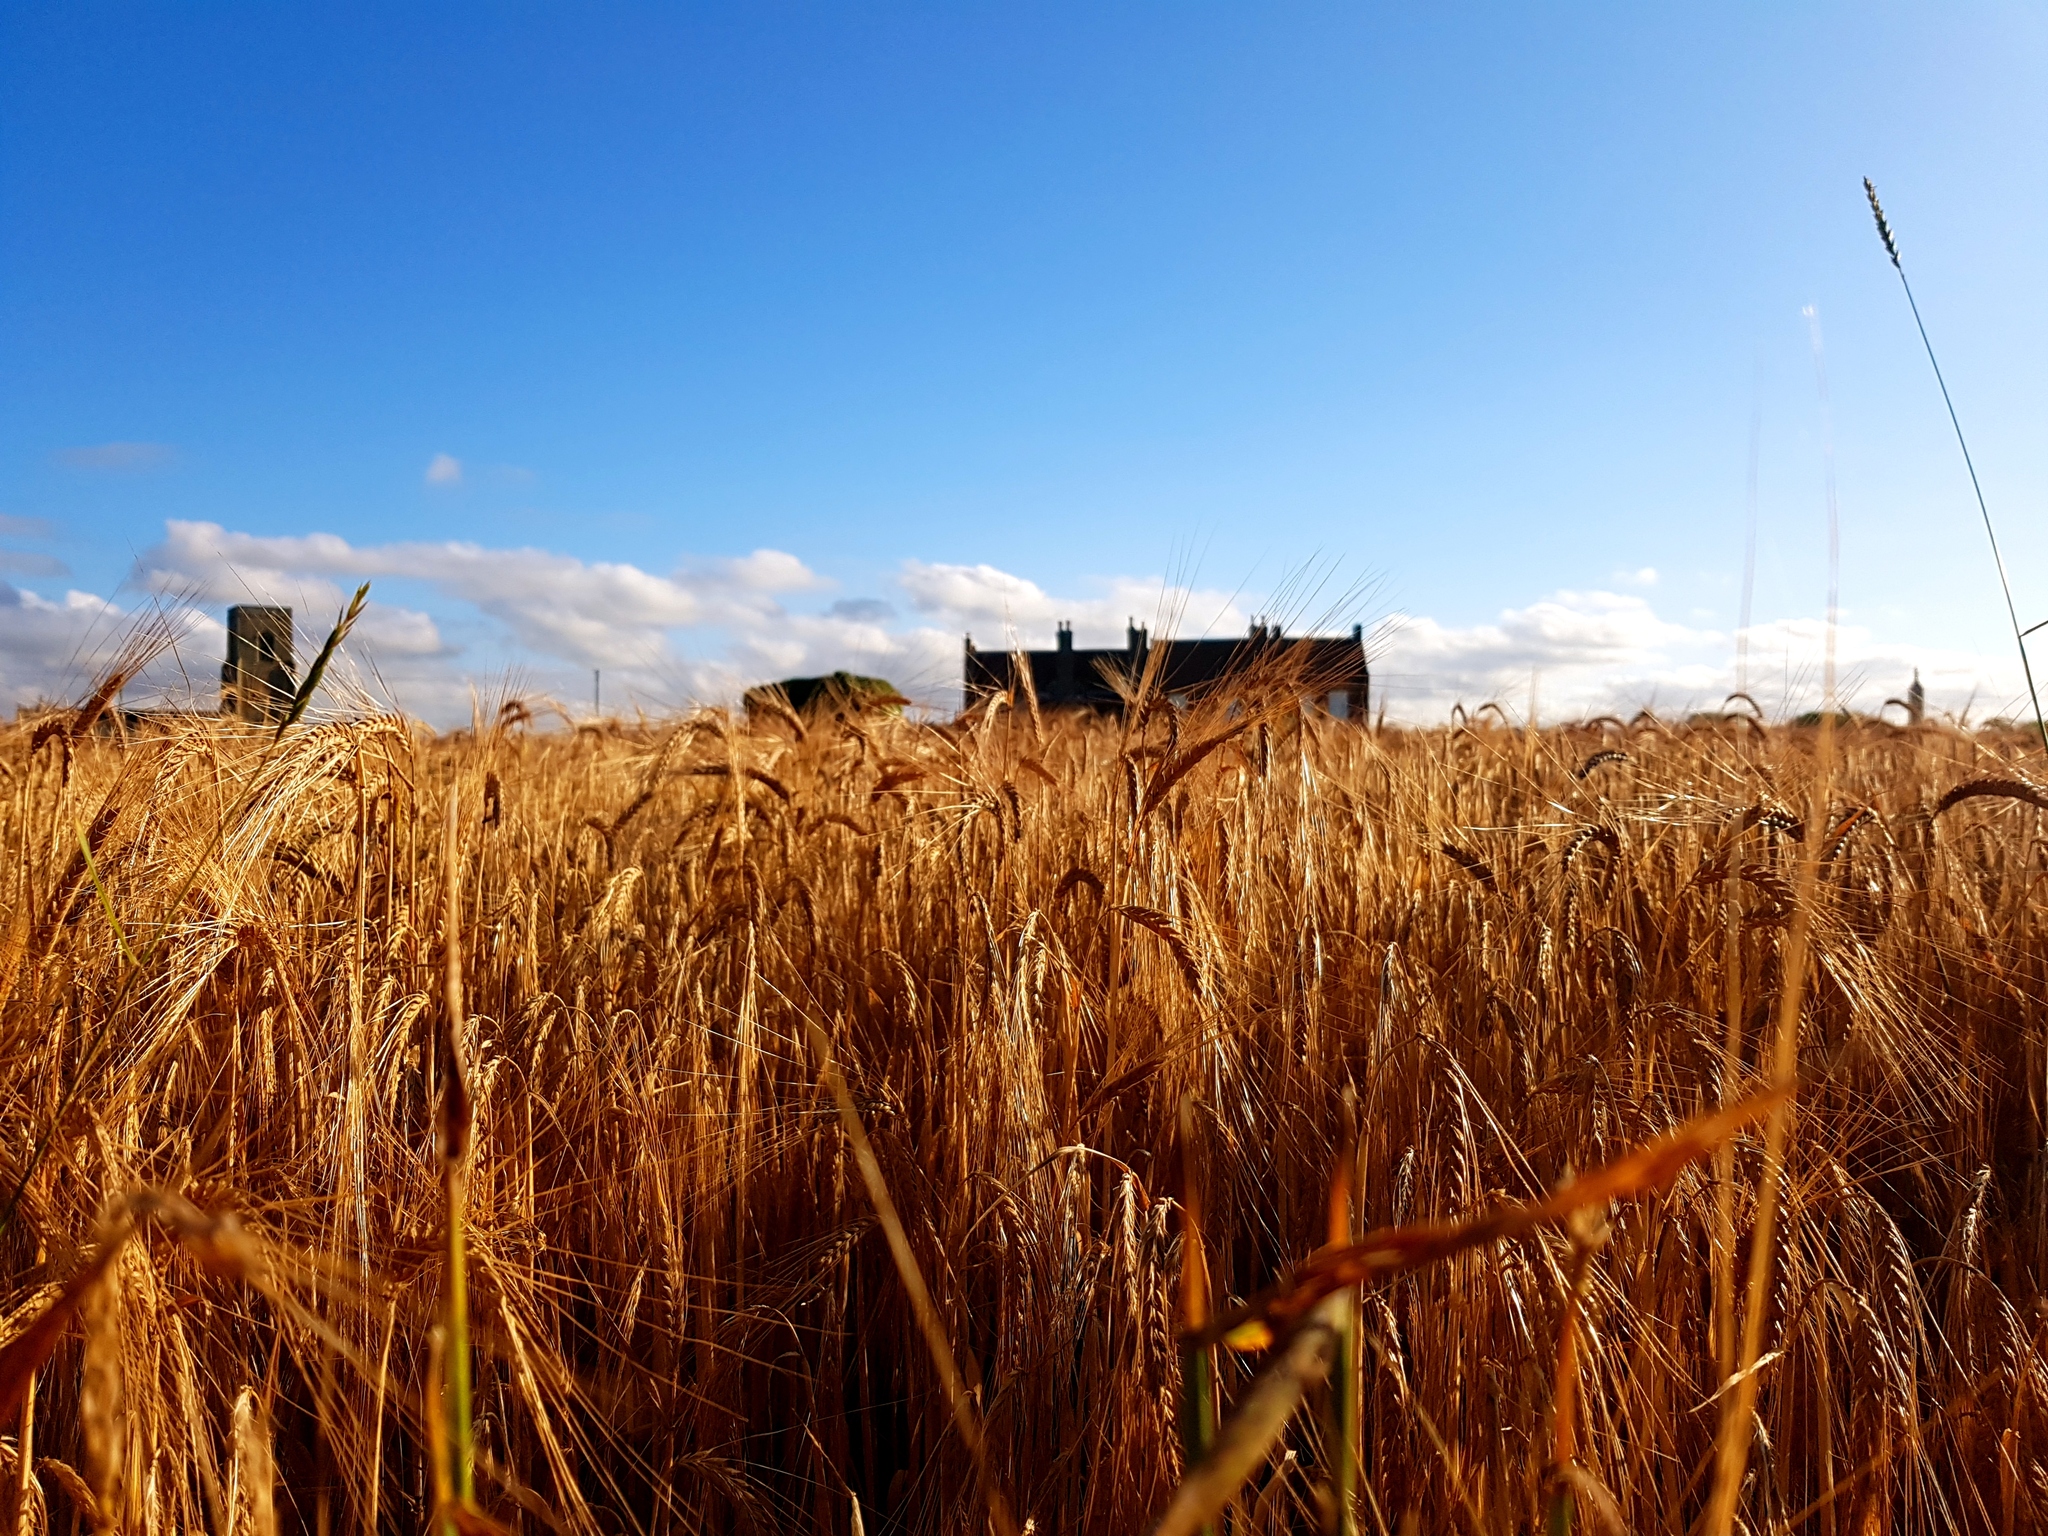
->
(439, 785), (476, 1522)
(808, 1019), (1018, 1536)
(1177, 1093), (1219, 1536)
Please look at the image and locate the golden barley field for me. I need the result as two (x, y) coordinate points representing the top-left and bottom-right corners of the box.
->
(2, 653), (2047, 1535)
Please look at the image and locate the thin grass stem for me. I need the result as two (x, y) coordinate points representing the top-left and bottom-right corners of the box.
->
(1865, 177), (2048, 758)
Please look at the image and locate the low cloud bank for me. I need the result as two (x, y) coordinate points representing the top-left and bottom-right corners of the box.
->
(1373, 591), (2006, 724)
(0, 519), (2021, 728)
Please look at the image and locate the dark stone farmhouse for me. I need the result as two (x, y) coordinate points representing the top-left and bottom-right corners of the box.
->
(964, 621), (1369, 718)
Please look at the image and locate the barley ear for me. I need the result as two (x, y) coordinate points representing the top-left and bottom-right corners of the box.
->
(81, 1242), (127, 1532)
(1864, 177), (1900, 268)
(0, 1221), (134, 1428)
(274, 580), (370, 740)
(231, 1387), (278, 1536)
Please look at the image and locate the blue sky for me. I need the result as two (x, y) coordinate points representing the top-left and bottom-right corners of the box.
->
(3, 3), (2045, 721)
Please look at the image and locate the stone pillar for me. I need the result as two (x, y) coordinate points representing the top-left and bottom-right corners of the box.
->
(222, 606), (296, 725)
(1348, 622), (1370, 724)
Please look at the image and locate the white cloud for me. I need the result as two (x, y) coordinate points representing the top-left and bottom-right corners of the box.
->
(114, 531), (1260, 720)
(133, 520), (829, 654)
(0, 521), (2024, 730)
(723, 549), (829, 593)
(117, 520), (840, 719)
(0, 584), (127, 707)
(425, 453), (463, 486)
(1613, 566), (1658, 587)
(1372, 588), (2022, 724)
(0, 584), (229, 714)
(898, 560), (1251, 649)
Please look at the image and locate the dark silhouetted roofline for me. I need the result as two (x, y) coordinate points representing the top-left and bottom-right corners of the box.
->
(963, 621), (1369, 718)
